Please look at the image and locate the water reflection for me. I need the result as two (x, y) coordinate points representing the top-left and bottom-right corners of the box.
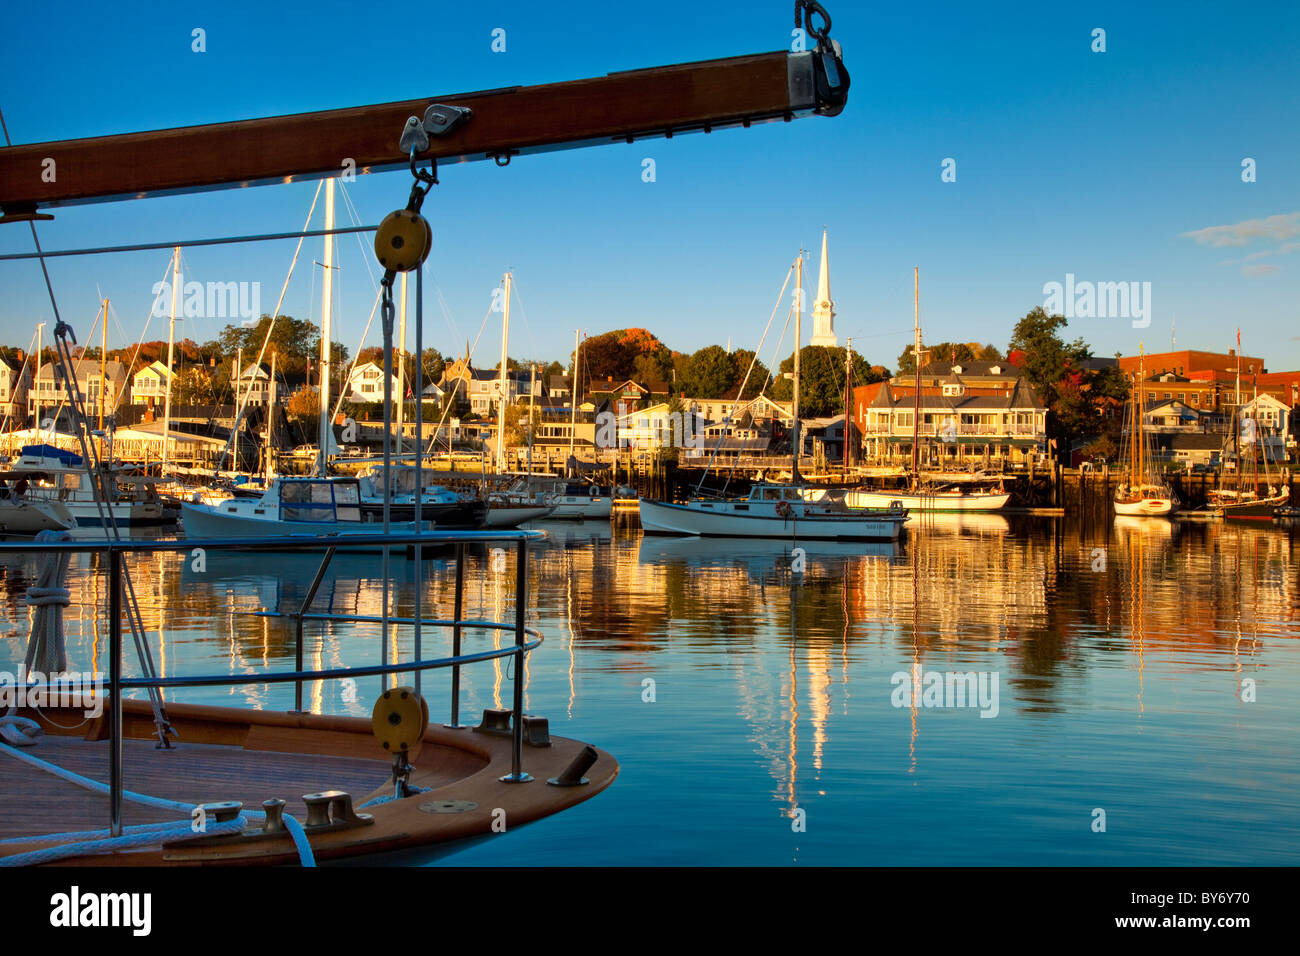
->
(0, 516), (1295, 864)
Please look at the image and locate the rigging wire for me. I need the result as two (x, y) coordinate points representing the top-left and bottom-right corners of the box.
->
(214, 180), (324, 472)
(0, 226), (377, 262)
(694, 263), (794, 495)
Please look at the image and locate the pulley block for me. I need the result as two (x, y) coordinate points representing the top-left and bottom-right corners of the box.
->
(374, 209), (432, 273)
(372, 685), (430, 759)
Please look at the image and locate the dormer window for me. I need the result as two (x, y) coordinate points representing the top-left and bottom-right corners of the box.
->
(989, 365), (1001, 375)
(952, 364), (963, 375)
(942, 383), (965, 397)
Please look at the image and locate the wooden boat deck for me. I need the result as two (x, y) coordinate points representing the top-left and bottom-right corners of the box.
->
(0, 698), (617, 865)
(0, 736), (393, 842)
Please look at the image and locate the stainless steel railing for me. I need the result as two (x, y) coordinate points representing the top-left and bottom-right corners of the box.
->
(0, 528), (544, 836)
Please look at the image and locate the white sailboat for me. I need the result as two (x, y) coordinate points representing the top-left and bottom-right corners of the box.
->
(1114, 345), (1177, 517)
(639, 247), (909, 541)
(841, 267), (1009, 512)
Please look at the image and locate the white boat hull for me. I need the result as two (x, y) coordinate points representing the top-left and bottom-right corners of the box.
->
(831, 489), (1010, 512)
(181, 502), (429, 541)
(639, 499), (905, 540)
(66, 500), (168, 527)
(1113, 497), (1175, 516)
(0, 500), (77, 535)
(549, 495), (613, 520)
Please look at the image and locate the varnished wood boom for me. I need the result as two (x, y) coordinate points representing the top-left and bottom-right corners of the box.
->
(0, 51), (845, 214)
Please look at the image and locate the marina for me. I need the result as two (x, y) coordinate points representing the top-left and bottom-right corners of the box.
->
(0, 0), (1296, 935)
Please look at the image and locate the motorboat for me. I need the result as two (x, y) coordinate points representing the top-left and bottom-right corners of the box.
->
(180, 476), (432, 542)
(639, 483), (908, 540)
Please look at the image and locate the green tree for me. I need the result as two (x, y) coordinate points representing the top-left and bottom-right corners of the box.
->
(1007, 307), (1128, 450)
(770, 347), (887, 417)
(729, 349), (770, 399)
(681, 345), (738, 398)
(895, 341), (1001, 375)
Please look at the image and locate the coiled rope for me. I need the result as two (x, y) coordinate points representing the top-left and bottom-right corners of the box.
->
(0, 742), (315, 866)
(1, 531), (73, 747)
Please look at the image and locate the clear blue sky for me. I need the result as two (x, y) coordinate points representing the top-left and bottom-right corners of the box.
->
(2, 0), (1298, 372)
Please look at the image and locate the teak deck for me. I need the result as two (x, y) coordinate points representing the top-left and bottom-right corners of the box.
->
(0, 698), (617, 865)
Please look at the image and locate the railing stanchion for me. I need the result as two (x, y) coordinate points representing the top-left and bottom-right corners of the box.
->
(501, 537), (532, 783)
(446, 542), (465, 728)
(293, 545), (337, 713)
(109, 546), (123, 837)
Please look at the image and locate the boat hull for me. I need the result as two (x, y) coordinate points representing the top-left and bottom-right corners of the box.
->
(639, 499), (905, 540)
(359, 500), (488, 529)
(180, 502), (429, 544)
(0, 500), (77, 534)
(483, 505), (557, 528)
(835, 489), (1010, 512)
(549, 495), (613, 520)
(1113, 497), (1176, 516)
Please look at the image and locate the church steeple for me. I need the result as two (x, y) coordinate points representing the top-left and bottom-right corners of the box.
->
(809, 228), (838, 347)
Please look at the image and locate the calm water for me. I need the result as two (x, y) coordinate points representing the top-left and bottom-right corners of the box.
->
(1, 514), (1297, 866)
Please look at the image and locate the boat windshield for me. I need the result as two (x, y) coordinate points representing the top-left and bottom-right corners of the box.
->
(279, 480), (360, 523)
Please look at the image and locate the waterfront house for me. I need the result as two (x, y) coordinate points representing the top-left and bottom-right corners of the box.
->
(130, 360), (172, 409)
(855, 360), (1049, 467)
(346, 361), (403, 403)
(0, 354), (31, 425)
(28, 359), (129, 422)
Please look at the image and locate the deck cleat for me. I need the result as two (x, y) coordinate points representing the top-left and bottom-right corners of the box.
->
(473, 708), (513, 736)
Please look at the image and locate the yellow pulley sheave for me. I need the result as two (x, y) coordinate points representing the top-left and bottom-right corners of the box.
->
(372, 686), (429, 760)
(374, 209), (432, 272)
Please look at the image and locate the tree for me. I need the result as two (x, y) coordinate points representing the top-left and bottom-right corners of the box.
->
(895, 341), (1000, 375)
(502, 402), (540, 447)
(1007, 307), (1128, 450)
(681, 345), (738, 398)
(729, 349), (771, 399)
(286, 386), (320, 435)
(769, 347), (887, 416)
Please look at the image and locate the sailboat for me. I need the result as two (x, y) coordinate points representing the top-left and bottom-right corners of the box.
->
(1114, 347), (1178, 517)
(831, 267), (1009, 512)
(638, 247), (909, 541)
(1207, 337), (1290, 519)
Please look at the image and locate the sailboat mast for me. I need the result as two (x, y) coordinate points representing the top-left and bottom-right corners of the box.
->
(911, 267), (921, 490)
(317, 178), (335, 476)
(34, 322), (43, 436)
(568, 328), (580, 470)
(1137, 345), (1145, 481)
(397, 271), (407, 457)
(99, 297), (109, 434)
(792, 251), (803, 484)
(1235, 329), (1242, 490)
(495, 272), (512, 473)
(162, 247), (179, 470)
(266, 350), (277, 481)
(844, 337), (852, 479)
(527, 363), (536, 477)
(233, 347), (241, 473)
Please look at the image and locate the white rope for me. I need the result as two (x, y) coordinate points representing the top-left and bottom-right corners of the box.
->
(23, 530), (73, 676)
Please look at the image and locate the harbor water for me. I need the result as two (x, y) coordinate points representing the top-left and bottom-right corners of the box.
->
(1, 515), (1296, 866)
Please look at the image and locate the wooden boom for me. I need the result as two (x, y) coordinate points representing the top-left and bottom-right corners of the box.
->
(0, 50), (847, 215)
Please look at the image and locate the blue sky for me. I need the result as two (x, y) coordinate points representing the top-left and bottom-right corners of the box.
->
(2, 0), (1298, 373)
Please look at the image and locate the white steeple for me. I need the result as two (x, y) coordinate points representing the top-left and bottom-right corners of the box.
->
(809, 228), (838, 347)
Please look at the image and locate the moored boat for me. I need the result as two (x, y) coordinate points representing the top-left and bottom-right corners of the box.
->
(180, 475), (432, 542)
(639, 483), (908, 540)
